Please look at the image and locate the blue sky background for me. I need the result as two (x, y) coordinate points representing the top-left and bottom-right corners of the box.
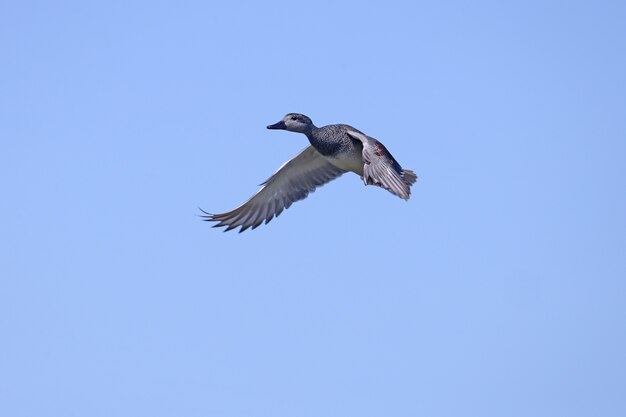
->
(2, 1), (625, 416)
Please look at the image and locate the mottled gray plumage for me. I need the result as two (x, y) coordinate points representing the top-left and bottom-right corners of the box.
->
(202, 113), (417, 232)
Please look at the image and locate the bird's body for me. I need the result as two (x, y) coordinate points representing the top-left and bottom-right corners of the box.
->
(308, 124), (366, 173)
(202, 113), (417, 232)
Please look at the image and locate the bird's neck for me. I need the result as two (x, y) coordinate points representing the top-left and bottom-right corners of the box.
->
(305, 126), (338, 156)
(303, 125), (318, 139)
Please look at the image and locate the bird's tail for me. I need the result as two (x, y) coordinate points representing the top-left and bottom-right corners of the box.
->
(402, 169), (418, 186)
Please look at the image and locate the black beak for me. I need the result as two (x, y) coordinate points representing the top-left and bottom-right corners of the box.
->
(267, 120), (286, 130)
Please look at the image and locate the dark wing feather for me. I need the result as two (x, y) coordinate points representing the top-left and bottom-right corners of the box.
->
(201, 146), (346, 232)
(346, 130), (417, 200)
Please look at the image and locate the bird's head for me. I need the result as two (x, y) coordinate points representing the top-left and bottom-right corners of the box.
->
(267, 113), (314, 133)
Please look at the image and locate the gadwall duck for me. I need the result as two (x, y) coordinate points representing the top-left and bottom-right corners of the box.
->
(201, 113), (417, 232)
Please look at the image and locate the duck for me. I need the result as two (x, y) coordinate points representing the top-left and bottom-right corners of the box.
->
(201, 113), (417, 232)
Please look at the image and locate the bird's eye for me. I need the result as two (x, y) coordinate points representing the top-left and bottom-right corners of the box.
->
(291, 116), (298, 121)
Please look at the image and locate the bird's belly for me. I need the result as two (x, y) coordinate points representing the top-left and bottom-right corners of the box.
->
(326, 151), (364, 175)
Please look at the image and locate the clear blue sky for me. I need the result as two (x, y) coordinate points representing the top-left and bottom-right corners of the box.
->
(2, 1), (625, 416)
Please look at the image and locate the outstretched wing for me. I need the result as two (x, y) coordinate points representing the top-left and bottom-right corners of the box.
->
(346, 130), (417, 200)
(201, 146), (346, 232)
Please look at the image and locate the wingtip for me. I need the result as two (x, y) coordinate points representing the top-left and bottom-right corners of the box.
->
(198, 207), (217, 222)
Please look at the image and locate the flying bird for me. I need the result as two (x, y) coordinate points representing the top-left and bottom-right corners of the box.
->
(201, 113), (417, 232)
